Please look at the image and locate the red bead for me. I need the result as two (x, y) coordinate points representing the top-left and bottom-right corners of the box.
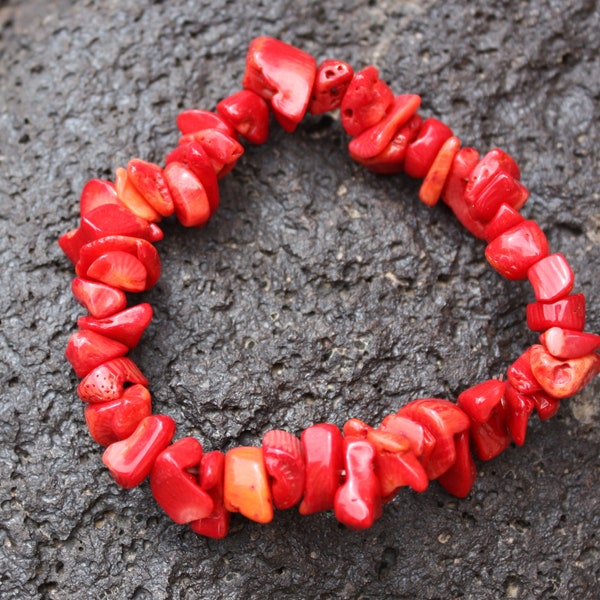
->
(366, 428), (428, 496)
(436, 431), (477, 498)
(530, 390), (561, 421)
(71, 277), (127, 319)
(441, 147), (488, 239)
(190, 451), (230, 539)
(507, 347), (543, 394)
(150, 438), (214, 524)
(539, 326), (600, 359)
(179, 129), (244, 179)
(378, 414), (436, 464)
(164, 162), (211, 228)
(467, 170), (529, 222)
(81, 203), (164, 245)
(176, 109), (238, 139)
(77, 303), (153, 349)
(165, 141), (220, 214)
(333, 438), (382, 530)
(77, 357), (148, 403)
(76, 235), (161, 290)
(298, 423), (344, 515)
(79, 178), (122, 217)
(397, 399), (470, 480)
(127, 159), (175, 217)
(483, 202), (525, 242)
(503, 383), (535, 446)
(348, 94), (421, 159)
(457, 379), (505, 423)
(102, 414), (176, 489)
(115, 166), (162, 223)
(403, 117), (453, 179)
(465, 148), (520, 200)
(65, 330), (129, 378)
(86, 250), (148, 293)
(528, 253), (574, 302)
(528, 344), (600, 399)
(340, 65), (394, 137)
(262, 429), (305, 510)
(223, 446), (273, 523)
(526, 293), (586, 332)
(243, 36), (317, 133)
(485, 220), (549, 280)
(468, 404), (511, 461)
(351, 114), (422, 174)
(216, 90), (270, 145)
(84, 384), (152, 446)
(308, 59), (354, 114)
(418, 135), (461, 207)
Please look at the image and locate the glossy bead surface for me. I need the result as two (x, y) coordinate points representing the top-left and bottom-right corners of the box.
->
(179, 129), (244, 178)
(436, 431), (476, 498)
(216, 90), (270, 144)
(190, 451), (230, 539)
(526, 294), (586, 332)
(86, 250), (148, 293)
(127, 159), (175, 217)
(507, 347), (543, 394)
(298, 423), (344, 515)
(102, 414), (176, 489)
(115, 166), (162, 222)
(177, 109), (238, 138)
(65, 329), (129, 378)
(243, 36), (317, 132)
(71, 277), (127, 319)
(79, 178), (122, 216)
(150, 437), (214, 524)
(164, 162), (211, 228)
(483, 202), (525, 242)
(397, 399), (470, 480)
(334, 438), (382, 530)
(504, 384), (534, 446)
(485, 220), (549, 280)
(457, 379), (505, 423)
(539, 326), (600, 359)
(528, 253), (574, 302)
(223, 446), (273, 523)
(468, 404), (510, 461)
(465, 148), (520, 200)
(467, 170), (529, 222)
(77, 303), (153, 349)
(403, 117), (453, 179)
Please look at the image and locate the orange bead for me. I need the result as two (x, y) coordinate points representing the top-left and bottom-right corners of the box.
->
(115, 167), (162, 222)
(223, 446), (273, 524)
(418, 135), (461, 206)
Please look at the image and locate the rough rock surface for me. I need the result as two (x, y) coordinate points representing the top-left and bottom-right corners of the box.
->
(1, 0), (599, 598)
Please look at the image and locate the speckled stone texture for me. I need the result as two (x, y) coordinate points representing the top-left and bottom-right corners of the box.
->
(1, 0), (599, 598)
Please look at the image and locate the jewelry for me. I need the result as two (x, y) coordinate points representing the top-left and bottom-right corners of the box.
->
(60, 36), (600, 537)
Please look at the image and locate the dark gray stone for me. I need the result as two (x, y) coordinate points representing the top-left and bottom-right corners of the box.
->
(1, 0), (599, 598)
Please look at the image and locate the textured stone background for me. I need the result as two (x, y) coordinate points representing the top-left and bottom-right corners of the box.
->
(1, 0), (599, 598)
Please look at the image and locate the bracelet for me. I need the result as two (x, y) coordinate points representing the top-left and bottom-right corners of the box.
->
(59, 36), (600, 538)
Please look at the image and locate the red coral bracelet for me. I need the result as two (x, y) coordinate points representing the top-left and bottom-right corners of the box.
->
(59, 36), (600, 537)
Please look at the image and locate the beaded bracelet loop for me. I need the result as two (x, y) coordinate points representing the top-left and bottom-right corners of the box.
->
(60, 36), (600, 537)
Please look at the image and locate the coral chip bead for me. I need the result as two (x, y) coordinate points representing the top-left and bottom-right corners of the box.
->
(418, 135), (461, 207)
(102, 415), (176, 489)
(71, 277), (127, 319)
(86, 250), (148, 293)
(127, 159), (175, 217)
(436, 431), (477, 498)
(243, 36), (317, 133)
(539, 327), (600, 360)
(65, 329), (129, 378)
(334, 438), (382, 530)
(457, 379), (506, 424)
(164, 162), (211, 228)
(483, 202), (525, 243)
(216, 89), (270, 145)
(298, 424), (344, 515)
(308, 59), (354, 114)
(77, 357), (148, 403)
(223, 446), (274, 524)
(150, 438), (214, 524)
(526, 293), (586, 332)
(340, 65), (394, 137)
(485, 220), (549, 280)
(528, 344), (600, 399)
(403, 117), (453, 179)
(262, 430), (305, 510)
(527, 253), (574, 302)
(79, 178), (123, 217)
